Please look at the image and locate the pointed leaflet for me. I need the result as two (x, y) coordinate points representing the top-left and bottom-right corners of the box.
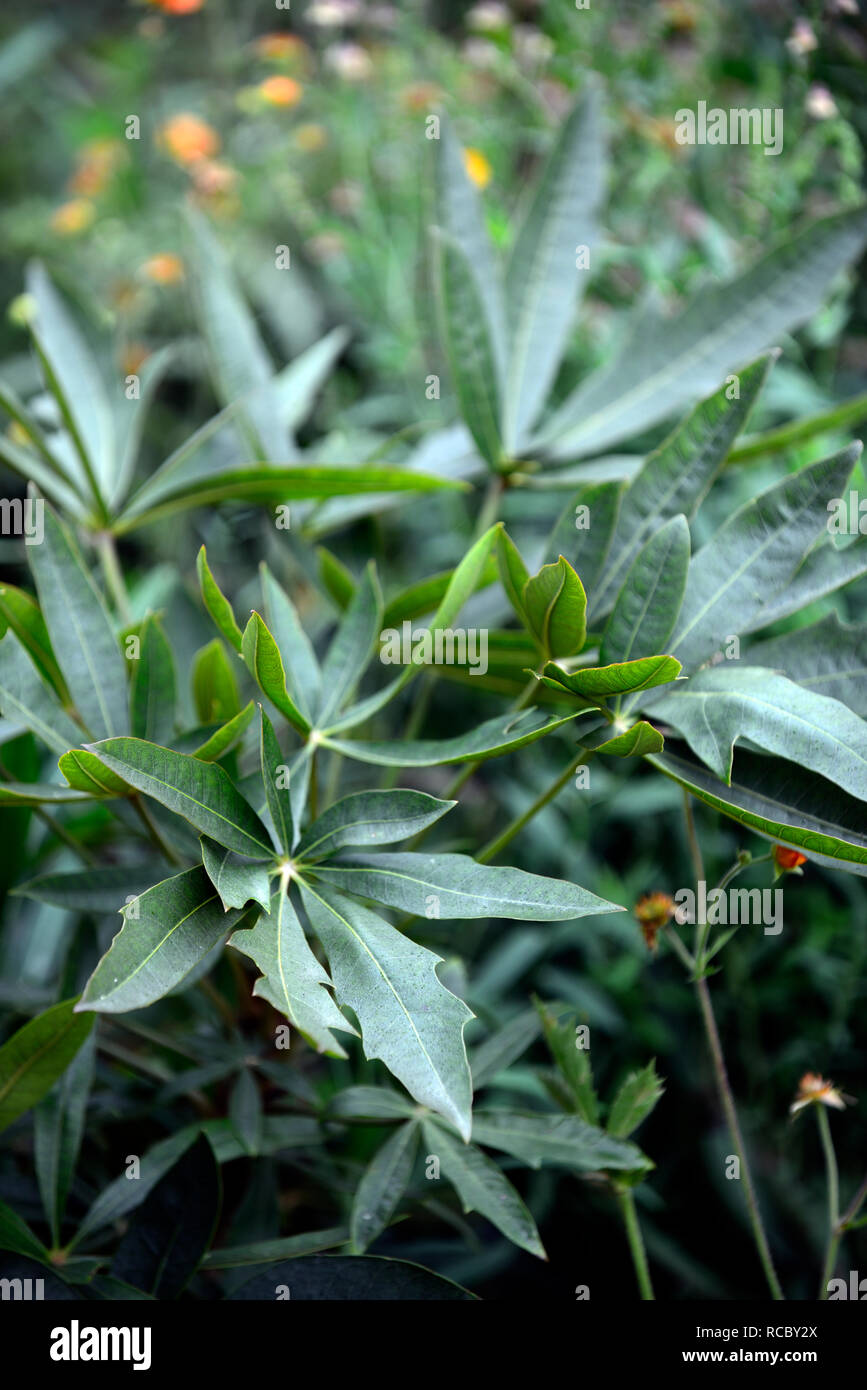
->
(193, 639), (240, 723)
(601, 515), (690, 667)
(351, 1120), (419, 1253)
(0, 631), (84, 754)
(579, 720), (664, 757)
(297, 789), (454, 862)
(14, 866), (160, 915)
(314, 851), (622, 920)
(746, 615), (867, 717)
(242, 613), (310, 734)
(736, 529), (867, 634)
(59, 748), (132, 797)
(191, 701), (255, 762)
(0, 583), (67, 697)
(539, 655), (681, 700)
(653, 666), (867, 796)
(83, 738), (273, 856)
(422, 1118), (545, 1259)
(0, 999), (94, 1133)
(77, 867), (250, 1013)
(669, 444), (863, 670)
(607, 1060), (664, 1140)
(27, 501), (128, 738)
(131, 616), (176, 745)
(200, 836), (272, 913)
(503, 83), (605, 449)
(34, 1031), (95, 1245)
(591, 356), (773, 617)
(496, 527), (530, 626)
(536, 1000), (599, 1123)
(548, 480), (623, 594)
(259, 706), (294, 852)
(318, 563), (383, 724)
(470, 1110), (649, 1172)
(522, 556), (587, 658)
(435, 231), (503, 469)
(197, 546), (243, 653)
(261, 563), (321, 721)
(324, 708), (576, 768)
(230, 890), (353, 1058)
(299, 882), (473, 1138)
(537, 206), (867, 457)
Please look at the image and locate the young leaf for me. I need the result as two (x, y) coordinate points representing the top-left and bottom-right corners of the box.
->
(523, 556), (587, 658)
(190, 700), (255, 761)
(422, 1117), (546, 1259)
(299, 882), (474, 1138)
(192, 638), (241, 724)
(351, 1120), (419, 1253)
(496, 526), (530, 625)
(83, 737), (273, 856)
(77, 867), (251, 1013)
(200, 836), (272, 914)
(261, 563), (321, 721)
(607, 1060), (665, 1139)
(535, 999), (599, 1123)
(242, 613), (311, 735)
(539, 655), (681, 700)
(197, 546), (243, 653)
(59, 748), (132, 796)
(131, 615), (176, 745)
(579, 720), (664, 757)
(0, 583), (67, 698)
(297, 789), (454, 862)
(229, 890), (354, 1058)
(0, 999), (94, 1134)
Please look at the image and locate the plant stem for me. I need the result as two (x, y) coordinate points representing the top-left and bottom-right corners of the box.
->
(131, 795), (182, 866)
(477, 751), (591, 864)
(694, 974), (784, 1299)
(616, 1187), (655, 1300)
(817, 1106), (840, 1300)
(309, 748), (319, 821)
(96, 532), (131, 625)
(839, 1169), (867, 1231)
(682, 789), (704, 884)
(474, 474), (504, 538)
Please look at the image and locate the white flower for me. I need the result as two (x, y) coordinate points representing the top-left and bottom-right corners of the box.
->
(308, 0), (362, 28)
(324, 42), (373, 81)
(467, 3), (511, 31)
(806, 83), (838, 118)
(785, 19), (818, 55)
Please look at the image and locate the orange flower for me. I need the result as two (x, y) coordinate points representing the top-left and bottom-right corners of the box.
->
(69, 138), (123, 196)
(635, 892), (675, 952)
(51, 199), (96, 236)
(159, 113), (220, 165)
(463, 146), (492, 188)
(141, 253), (185, 285)
(258, 75), (303, 107)
(790, 1072), (854, 1115)
(773, 844), (807, 873)
(254, 33), (307, 62)
(149, 0), (205, 13)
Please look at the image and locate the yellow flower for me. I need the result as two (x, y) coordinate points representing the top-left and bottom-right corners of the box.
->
(159, 113), (220, 165)
(141, 253), (185, 285)
(463, 146), (492, 188)
(51, 199), (96, 236)
(258, 75), (303, 107)
(294, 123), (328, 153)
(790, 1073), (854, 1115)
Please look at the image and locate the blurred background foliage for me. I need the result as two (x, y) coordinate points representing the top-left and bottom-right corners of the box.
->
(0, 0), (865, 1299)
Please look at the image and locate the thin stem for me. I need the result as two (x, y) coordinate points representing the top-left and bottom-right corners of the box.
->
(309, 749), (319, 822)
(131, 795), (182, 867)
(474, 474), (504, 538)
(817, 1106), (841, 1300)
(616, 1187), (654, 1300)
(682, 789), (704, 885)
(839, 1169), (867, 1231)
(477, 751), (591, 864)
(694, 975), (784, 1299)
(96, 532), (131, 625)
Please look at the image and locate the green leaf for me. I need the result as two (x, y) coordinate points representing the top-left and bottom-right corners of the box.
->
(27, 501), (127, 738)
(229, 890), (354, 1057)
(496, 526), (530, 625)
(601, 516), (690, 667)
(0, 583), (67, 697)
(202, 1226), (349, 1269)
(228, 1253), (476, 1300)
(72, 1127), (200, 1248)
(77, 867), (249, 1013)
(503, 83), (605, 449)
(435, 231), (503, 469)
(589, 357), (773, 617)
(607, 1060), (664, 1139)
(59, 747), (132, 796)
(469, 1008), (541, 1089)
(548, 480), (623, 596)
(197, 546), (243, 653)
(131, 615), (176, 745)
(297, 789), (454, 862)
(470, 1110), (650, 1173)
(299, 882), (474, 1138)
(193, 638), (241, 724)
(538, 207), (867, 457)
(325, 708), (577, 767)
(327, 1086), (417, 1121)
(0, 1199), (50, 1262)
(201, 836), (272, 913)
(259, 705), (294, 852)
(0, 782), (90, 806)
(85, 737), (273, 856)
(0, 998), (94, 1133)
(540, 654), (681, 700)
(523, 556), (587, 659)
(382, 555), (499, 629)
(14, 866), (159, 914)
(242, 612), (311, 735)
(654, 666), (867, 796)
(0, 630), (84, 754)
(422, 1117), (546, 1259)
(314, 851), (622, 920)
(261, 563), (321, 721)
(317, 545), (356, 610)
(34, 1031), (95, 1244)
(228, 1069), (262, 1157)
(580, 720), (664, 757)
(351, 1120), (419, 1253)
(669, 444), (863, 669)
(746, 615), (867, 717)
(318, 563), (383, 724)
(190, 700), (256, 761)
(535, 998), (599, 1123)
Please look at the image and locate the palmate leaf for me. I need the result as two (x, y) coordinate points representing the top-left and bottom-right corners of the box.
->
(325, 708), (578, 768)
(27, 500), (128, 739)
(669, 443), (863, 669)
(746, 614), (867, 717)
(654, 666), (867, 796)
(503, 82), (606, 451)
(297, 789), (454, 862)
(536, 206), (867, 458)
(83, 738), (273, 857)
(351, 1120), (419, 1253)
(229, 890), (354, 1057)
(314, 851), (622, 921)
(299, 882), (474, 1138)
(200, 836), (272, 913)
(421, 1117), (546, 1259)
(0, 999), (94, 1133)
(77, 867), (252, 1013)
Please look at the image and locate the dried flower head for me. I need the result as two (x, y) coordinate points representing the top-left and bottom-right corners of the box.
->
(790, 1072), (855, 1115)
(635, 892), (675, 951)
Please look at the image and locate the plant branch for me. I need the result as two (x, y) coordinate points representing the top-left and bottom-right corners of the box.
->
(616, 1187), (655, 1300)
